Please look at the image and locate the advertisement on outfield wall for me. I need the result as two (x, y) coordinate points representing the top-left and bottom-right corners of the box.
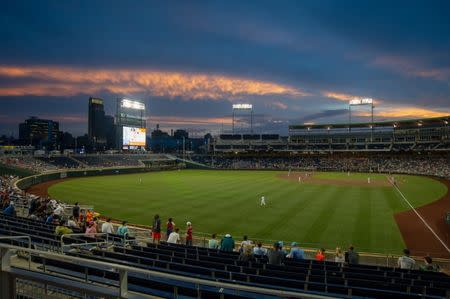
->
(122, 127), (146, 148)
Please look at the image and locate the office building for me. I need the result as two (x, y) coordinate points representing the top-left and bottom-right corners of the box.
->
(19, 117), (60, 149)
(88, 97), (107, 147)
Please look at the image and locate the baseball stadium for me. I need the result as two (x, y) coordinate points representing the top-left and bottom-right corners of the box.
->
(1, 112), (450, 299)
(2, 2), (450, 298)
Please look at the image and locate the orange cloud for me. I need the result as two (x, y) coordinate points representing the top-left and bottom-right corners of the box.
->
(322, 91), (382, 105)
(322, 91), (357, 102)
(372, 55), (450, 81)
(0, 65), (306, 99)
(356, 107), (449, 119)
(271, 101), (288, 110)
(148, 116), (232, 126)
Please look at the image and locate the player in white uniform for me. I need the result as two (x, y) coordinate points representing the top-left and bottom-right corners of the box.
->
(367, 177), (371, 184)
(260, 196), (266, 206)
(298, 176), (302, 183)
(139, 177), (142, 184)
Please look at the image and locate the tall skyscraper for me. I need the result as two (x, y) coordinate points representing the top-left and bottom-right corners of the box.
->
(88, 97), (106, 147)
(19, 117), (60, 149)
(104, 114), (116, 149)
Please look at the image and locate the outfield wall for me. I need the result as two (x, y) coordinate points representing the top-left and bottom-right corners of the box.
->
(15, 165), (178, 190)
(0, 163), (36, 177)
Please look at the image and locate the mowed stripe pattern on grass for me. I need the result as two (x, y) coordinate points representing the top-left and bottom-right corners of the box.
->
(48, 170), (447, 254)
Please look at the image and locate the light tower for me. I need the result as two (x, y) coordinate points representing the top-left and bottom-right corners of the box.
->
(232, 103), (253, 134)
(348, 98), (374, 130)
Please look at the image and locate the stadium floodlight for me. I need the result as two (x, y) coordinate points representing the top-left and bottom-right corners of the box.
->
(232, 103), (253, 110)
(349, 98), (373, 106)
(232, 103), (253, 133)
(121, 99), (145, 110)
(348, 97), (375, 133)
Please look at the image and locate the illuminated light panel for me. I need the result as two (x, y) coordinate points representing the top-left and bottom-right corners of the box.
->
(121, 99), (145, 110)
(349, 98), (373, 105)
(90, 98), (103, 105)
(232, 103), (253, 110)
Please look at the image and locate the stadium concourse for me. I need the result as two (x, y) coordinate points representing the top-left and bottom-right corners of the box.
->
(1, 151), (450, 298)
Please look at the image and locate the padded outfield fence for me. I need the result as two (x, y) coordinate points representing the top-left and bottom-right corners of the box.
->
(14, 163), (182, 190)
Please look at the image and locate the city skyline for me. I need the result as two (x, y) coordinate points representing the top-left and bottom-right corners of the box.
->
(1, 1), (450, 136)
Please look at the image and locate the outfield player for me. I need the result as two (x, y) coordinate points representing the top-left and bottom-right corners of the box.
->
(260, 196), (266, 207)
(367, 177), (371, 184)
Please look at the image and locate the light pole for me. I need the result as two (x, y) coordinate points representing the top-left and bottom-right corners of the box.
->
(232, 104), (253, 134)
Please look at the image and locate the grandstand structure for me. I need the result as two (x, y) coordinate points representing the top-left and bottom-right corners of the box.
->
(0, 154), (179, 174)
(1, 212), (450, 298)
(1, 117), (450, 298)
(211, 116), (450, 153)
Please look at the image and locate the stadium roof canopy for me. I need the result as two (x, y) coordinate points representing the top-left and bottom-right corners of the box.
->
(289, 115), (450, 130)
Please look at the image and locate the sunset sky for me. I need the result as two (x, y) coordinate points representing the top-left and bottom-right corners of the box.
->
(1, 0), (449, 136)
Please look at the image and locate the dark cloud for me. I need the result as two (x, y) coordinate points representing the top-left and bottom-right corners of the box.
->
(0, 1), (449, 136)
(297, 109), (349, 124)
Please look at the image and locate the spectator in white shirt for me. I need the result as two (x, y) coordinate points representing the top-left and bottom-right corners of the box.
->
(240, 235), (253, 252)
(253, 242), (268, 256)
(67, 216), (79, 229)
(398, 249), (416, 269)
(167, 228), (181, 244)
(53, 204), (64, 216)
(49, 199), (58, 209)
(101, 218), (115, 234)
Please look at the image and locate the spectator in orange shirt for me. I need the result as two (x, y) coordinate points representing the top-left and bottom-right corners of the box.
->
(315, 248), (326, 261)
(86, 209), (94, 223)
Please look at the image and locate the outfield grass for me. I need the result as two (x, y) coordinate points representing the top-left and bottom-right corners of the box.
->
(48, 170), (448, 254)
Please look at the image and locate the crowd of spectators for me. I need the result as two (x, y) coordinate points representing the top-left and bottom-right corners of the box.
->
(0, 154), (161, 172)
(193, 154), (450, 178)
(0, 175), (36, 215)
(74, 155), (146, 167)
(1, 175), (107, 238)
(0, 156), (57, 173)
(2, 153), (449, 178)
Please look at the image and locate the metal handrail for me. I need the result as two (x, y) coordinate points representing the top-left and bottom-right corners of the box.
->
(0, 242), (333, 299)
(0, 235), (31, 269)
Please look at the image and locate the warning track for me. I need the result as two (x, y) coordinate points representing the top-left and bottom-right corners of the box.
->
(394, 178), (450, 258)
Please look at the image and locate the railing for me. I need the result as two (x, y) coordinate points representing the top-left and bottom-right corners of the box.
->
(0, 242), (335, 299)
(60, 232), (109, 253)
(95, 219), (450, 269)
(0, 235), (31, 269)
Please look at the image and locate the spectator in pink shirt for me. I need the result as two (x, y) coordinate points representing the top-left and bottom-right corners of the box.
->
(85, 221), (97, 237)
